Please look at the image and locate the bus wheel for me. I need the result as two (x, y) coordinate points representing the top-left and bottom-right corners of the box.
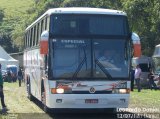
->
(27, 80), (33, 101)
(41, 89), (49, 113)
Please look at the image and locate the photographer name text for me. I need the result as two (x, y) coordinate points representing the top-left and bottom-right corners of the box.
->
(117, 107), (160, 113)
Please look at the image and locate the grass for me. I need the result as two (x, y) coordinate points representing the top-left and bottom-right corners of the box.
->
(0, 0), (34, 18)
(0, 0), (35, 33)
(0, 82), (159, 118)
(129, 89), (160, 113)
(0, 82), (51, 119)
(3, 81), (44, 113)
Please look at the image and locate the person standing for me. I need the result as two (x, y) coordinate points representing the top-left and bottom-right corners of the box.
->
(18, 68), (23, 87)
(7, 70), (12, 83)
(157, 74), (160, 89)
(0, 64), (8, 113)
(148, 69), (157, 90)
(98, 49), (115, 63)
(131, 66), (135, 91)
(134, 65), (142, 92)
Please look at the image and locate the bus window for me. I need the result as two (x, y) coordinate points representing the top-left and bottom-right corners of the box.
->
(30, 28), (33, 47)
(51, 14), (129, 36)
(40, 19), (44, 34)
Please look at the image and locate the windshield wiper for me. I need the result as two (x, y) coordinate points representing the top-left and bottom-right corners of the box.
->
(95, 59), (112, 79)
(72, 46), (87, 79)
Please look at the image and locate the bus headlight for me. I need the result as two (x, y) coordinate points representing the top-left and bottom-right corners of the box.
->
(51, 87), (72, 94)
(112, 89), (130, 94)
(56, 88), (64, 94)
(119, 89), (130, 94)
(119, 89), (127, 93)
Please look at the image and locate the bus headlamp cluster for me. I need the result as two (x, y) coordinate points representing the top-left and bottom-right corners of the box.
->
(51, 88), (72, 94)
(56, 88), (64, 94)
(51, 88), (64, 94)
(112, 89), (130, 94)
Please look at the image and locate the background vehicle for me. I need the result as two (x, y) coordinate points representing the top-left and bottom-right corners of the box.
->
(2, 70), (7, 81)
(152, 44), (160, 75)
(6, 65), (18, 82)
(152, 44), (160, 86)
(24, 7), (139, 112)
(1, 70), (7, 76)
(132, 56), (153, 87)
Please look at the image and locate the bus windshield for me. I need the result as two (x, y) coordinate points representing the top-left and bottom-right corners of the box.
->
(51, 39), (129, 79)
(50, 14), (129, 36)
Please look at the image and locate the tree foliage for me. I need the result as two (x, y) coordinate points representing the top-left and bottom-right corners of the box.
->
(122, 0), (160, 55)
(0, 9), (17, 52)
(1, 0), (160, 56)
(0, 9), (4, 23)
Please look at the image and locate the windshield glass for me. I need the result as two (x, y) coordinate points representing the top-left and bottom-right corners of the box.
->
(139, 64), (151, 72)
(51, 39), (91, 78)
(50, 14), (129, 36)
(93, 39), (129, 78)
(153, 46), (160, 55)
(51, 39), (129, 79)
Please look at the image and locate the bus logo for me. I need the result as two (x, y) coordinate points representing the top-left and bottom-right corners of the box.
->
(89, 87), (96, 93)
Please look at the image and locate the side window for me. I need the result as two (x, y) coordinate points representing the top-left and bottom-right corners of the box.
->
(26, 31), (29, 48)
(46, 17), (50, 30)
(24, 32), (27, 48)
(28, 30), (31, 47)
(27, 31), (29, 48)
(44, 17), (49, 30)
(44, 17), (48, 30)
(34, 25), (37, 46)
(32, 26), (36, 46)
(30, 28), (33, 47)
(36, 23), (40, 46)
(41, 19), (44, 34)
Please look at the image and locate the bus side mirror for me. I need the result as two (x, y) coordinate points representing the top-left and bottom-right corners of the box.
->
(131, 32), (141, 57)
(40, 31), (49, 55)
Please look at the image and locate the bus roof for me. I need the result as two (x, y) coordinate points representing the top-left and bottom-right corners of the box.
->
(26, 7), (126, 30)
(47, 7), (126, 15)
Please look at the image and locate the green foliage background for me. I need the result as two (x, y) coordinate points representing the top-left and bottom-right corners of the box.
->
(0, 0), (34, 52)
(0, 0), (160, 56)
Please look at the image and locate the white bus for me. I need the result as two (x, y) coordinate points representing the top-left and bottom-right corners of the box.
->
(24, 7), (138, 112)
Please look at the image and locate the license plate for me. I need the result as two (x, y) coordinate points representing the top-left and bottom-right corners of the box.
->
(85, 99), (98, 103)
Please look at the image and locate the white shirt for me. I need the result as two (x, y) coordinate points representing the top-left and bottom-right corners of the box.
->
(134, 67), (141, 79)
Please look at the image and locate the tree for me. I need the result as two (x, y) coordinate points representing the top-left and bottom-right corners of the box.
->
(0, 9), (4, 23)
(121, 0), (156, 56)
(2, 0), (160, 55)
